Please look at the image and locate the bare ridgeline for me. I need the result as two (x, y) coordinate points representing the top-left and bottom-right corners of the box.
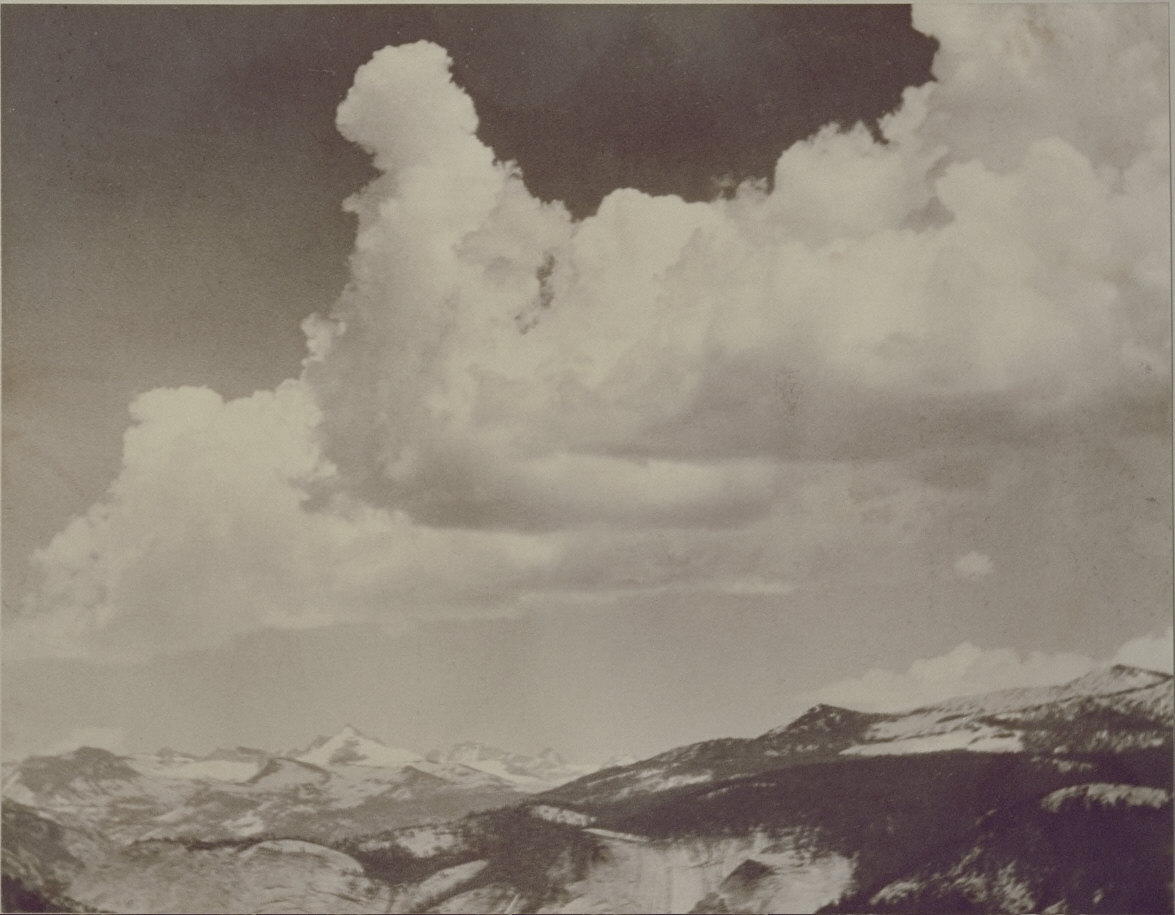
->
(4, 664), (1172, 913)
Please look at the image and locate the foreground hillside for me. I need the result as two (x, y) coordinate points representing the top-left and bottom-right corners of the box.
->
(4, 665), (1171, 914)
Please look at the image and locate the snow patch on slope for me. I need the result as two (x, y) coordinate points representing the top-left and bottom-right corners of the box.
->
(844, 727), (1022, 757)
(1040, 783), (1171, 813)
(358, 824), (463, 858)
(611, 770), (713, 799)
(128, 757), (261, 782)
(223, 811), (266, 837)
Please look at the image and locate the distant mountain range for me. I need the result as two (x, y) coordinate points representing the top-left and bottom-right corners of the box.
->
(4, 664), (1171, 914)
(1, 725), (606, 851)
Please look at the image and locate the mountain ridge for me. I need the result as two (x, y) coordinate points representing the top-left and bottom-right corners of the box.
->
(544, 664), (1173, 806)
(4, 663), (1171, 914)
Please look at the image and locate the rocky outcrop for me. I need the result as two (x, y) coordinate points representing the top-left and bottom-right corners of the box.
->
(69, 839), (394, 914)
(552, 831), (853, 915)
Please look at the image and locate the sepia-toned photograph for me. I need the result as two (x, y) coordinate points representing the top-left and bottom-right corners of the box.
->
(2, 4), (1171, 913)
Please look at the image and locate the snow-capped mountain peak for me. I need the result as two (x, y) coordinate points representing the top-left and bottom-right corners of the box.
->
(432, 741), (598, 789)
(294, 726), (423, 769)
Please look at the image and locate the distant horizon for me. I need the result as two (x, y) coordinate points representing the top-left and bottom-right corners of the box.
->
(7, 642), (1170, 764)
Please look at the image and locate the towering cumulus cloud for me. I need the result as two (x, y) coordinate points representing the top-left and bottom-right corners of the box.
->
(10, 6), (1170, 664)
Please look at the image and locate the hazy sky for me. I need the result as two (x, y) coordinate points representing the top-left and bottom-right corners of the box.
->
(3, 5), (1171, 762)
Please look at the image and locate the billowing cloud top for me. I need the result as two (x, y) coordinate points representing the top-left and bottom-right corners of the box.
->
(9, 6), (1170, 661)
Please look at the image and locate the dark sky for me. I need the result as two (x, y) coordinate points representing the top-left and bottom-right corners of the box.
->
(2, 6), (935, 596)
